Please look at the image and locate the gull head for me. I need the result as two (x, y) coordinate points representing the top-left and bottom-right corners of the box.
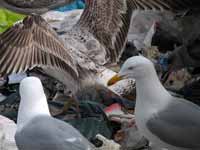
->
(20, 77), (46, 102)
(108, 56), (155, 86)
(18, 77), (50, 128)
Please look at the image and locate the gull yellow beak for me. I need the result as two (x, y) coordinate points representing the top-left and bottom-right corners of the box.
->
(107, 74), (123, 86)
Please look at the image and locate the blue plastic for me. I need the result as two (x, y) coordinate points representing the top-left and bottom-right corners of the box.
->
(158, 56), (169, 71)
(55, 0), (85, 12)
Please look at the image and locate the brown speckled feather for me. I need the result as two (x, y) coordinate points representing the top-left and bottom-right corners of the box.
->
(0, 0), (200, 89)
(0, 15), (78, 78)
(77, 0), (132, 64)
(77, 0), (199, 64)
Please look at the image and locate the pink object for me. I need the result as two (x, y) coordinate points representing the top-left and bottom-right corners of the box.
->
(104, 103), (124, 116)
(104, 104), (135, 124)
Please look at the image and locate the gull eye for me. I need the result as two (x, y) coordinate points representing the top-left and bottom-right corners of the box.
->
(128, 66), (134, 70)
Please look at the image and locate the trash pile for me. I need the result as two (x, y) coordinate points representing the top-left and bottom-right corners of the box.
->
(0, 2), (200, 150)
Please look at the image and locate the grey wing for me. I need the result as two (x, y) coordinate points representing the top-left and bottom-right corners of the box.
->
(146, 98), (200, 149)
(15, 116), (92, 150)
(0, 0), (74, 14)
(0, 14), (78, 78)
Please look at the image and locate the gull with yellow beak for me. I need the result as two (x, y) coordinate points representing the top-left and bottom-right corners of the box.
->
(108, 56), (200, 150)
(1, 0), (200, 113)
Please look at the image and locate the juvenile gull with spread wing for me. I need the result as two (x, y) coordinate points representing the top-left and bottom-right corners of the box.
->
(0, 0), (199, 103)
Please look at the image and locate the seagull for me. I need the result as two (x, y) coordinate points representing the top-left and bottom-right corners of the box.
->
(0, 0), (199, 110)
(15, 77), (94, 150)
(107, 56), (200, 150)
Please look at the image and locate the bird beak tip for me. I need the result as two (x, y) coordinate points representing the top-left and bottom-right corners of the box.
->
(107, 74), (123, 86)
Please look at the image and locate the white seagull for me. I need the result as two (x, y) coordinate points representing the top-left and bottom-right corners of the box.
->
(15, 77), (94, 150)
(108, 56), (200, 150)
(0, 0), (199, 110)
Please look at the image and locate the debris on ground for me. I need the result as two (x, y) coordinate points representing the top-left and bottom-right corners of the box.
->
(95, 134), (121, 150)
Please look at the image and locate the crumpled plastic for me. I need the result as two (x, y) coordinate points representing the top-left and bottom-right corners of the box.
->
(95, 134), (121, 150)
(49, 100), (114, 141)
(55, 0), (85, 12)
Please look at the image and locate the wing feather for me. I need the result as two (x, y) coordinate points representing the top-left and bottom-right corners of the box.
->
(0, 15), (78, 78)
(77, 0), (199, 64)
(77, 0), (132, 64)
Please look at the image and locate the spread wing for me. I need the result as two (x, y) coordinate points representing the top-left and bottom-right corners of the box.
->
(76, 0), (199, 64)
(76, 0), (133, 64)
(0, 15), (78, 78)
(0, 0), (74, 14)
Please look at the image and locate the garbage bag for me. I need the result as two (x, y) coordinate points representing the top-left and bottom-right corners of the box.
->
(50, 100), (114, 140)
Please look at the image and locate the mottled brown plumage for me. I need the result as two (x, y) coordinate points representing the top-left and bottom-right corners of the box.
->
(0, 0), (199, 94)
(77, 0), (133, 63)
(0, 15), (78, 78)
